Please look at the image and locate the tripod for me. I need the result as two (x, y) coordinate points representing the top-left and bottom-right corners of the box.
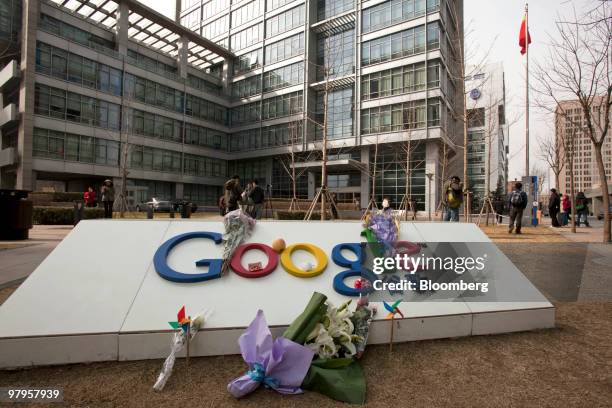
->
(360, 196), (378, 221)
(288, 196), (300, 212)
(477, 195), (499, 226)
(305, 185), (340, 221)
(398, 194), (417, 221)
(264, 185), (274, 219)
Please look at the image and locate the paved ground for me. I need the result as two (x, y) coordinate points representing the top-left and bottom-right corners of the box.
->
(0, 226), (72, 289)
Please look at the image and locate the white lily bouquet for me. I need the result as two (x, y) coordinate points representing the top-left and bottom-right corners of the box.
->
(305, 300), (365, 359)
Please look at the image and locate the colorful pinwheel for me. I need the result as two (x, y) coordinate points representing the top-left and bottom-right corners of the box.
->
(383, 300), (404, 319)
(168, 305), (191, 333)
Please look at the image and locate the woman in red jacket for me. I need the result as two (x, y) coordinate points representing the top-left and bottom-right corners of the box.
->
(561, 193), (570, 226)
(84, 186), (97, 208)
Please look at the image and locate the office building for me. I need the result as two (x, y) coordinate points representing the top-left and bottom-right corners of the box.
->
(464, 62), (508, 209)
(1, 0), (464, 212)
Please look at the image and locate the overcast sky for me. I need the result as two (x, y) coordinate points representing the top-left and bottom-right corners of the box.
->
(139, 0), (596, 186)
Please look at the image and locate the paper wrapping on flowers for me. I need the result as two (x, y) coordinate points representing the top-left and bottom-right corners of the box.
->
(153, 310), (210, 391)
(222, 209), (256, 273)
(227, 310), (315, 398)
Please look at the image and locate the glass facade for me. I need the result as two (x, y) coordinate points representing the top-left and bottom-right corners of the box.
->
(373, 144), (426, 210)
(361, 98), (441, 134)
(361, 23), (440, 66)
(315, 88), (354, 140)
(361, 61), (440, 100)
(317, 30), (354, 80)
(33, 128), (120, 166)
(317, 0), (354, 21)
(362, 0), (441, 33)
(34, 84), (121, 130)
(36, 42), (122, 96)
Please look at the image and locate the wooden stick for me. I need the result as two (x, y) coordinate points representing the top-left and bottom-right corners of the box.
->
(186, 318), (191, 368)
(389, 314), (394, 352)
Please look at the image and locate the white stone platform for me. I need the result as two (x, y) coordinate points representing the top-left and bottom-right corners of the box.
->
(0, 220), (554, 368)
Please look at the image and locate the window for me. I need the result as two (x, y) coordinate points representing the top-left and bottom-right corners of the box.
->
(263, 62), (304, 92)
(317, 30), (354, 80)
(265, 5), (305, 38)
(234, 49), (263, 75)
(361, 61), (440, 100)
(315, 88), (353, 140)
(362, 0), (440, 33)
(231, 23), (263, 51)
(361, 98), (440, 134)
(232, 0), (263, 28)
(36, 42), (123, 96)
(317, 0), (354, 21)
(265, 33), (305, 65)
(32, 127), (120, 165)
(361, 23), (439, 66)
(232, 74), (262, 98)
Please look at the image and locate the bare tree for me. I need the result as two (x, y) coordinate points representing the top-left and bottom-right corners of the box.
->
(532, 3), (611, 242)
(276, 121), (316, 211)
(536, 130), (565, 190)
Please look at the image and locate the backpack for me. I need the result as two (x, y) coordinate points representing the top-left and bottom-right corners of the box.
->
(576, 198), (585, 210)
(447, 188), (461, 208)
(510, 190), (524, 207)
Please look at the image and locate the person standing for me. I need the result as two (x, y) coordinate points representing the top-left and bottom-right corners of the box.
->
(549, 188), (561, 227)
(442, 176), (463, 222)
(508, 182), (528, 234)
(84, 186), (97, 208)
(248, 179), (265, 219)
(561, 193), (570, 226)
(575, 191), (590, 227)
(493, 196), (504, 224)
(101, 179), (115, 219)
(224, 175), (243, 213)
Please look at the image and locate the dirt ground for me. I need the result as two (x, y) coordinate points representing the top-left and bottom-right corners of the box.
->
(0, 299), (610, 408)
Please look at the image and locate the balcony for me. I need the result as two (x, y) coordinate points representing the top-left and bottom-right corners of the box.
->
(311, 10), (355, 36)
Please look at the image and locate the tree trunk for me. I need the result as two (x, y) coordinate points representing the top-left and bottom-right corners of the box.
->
(593, 143), (611, 242)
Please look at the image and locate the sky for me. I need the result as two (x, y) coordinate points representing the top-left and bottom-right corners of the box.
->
(139, 0), (596, 187)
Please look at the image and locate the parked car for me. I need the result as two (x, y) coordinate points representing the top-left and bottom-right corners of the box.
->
(136, 198), (173, 212)
(597, 205), (612, 220)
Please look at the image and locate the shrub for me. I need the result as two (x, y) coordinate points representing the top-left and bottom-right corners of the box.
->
(33, 206), (105, 225)
(30, 192), (84, 205)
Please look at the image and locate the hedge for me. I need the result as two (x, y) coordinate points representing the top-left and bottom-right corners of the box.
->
(33, 206), (105, 225)
(275, 211), (331, 220)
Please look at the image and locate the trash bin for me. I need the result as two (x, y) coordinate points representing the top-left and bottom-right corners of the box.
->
(146, 204), (154, 219)
(180, 203), (191, 219)
(0, 189), (33, 240)
(73, 201), (85, 226)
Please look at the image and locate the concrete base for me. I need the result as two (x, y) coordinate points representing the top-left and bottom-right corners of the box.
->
(0, 220), (555, 368)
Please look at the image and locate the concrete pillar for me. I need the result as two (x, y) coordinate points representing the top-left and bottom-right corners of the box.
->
(360, 145), (370, 209)
(16, 0), (39, 190)
(221, 58), (232, 96)
(177, 36), (189, 79)
(425, 141), (440, 216)
(115, 2), (129, 56)
(175, 0), (182, 23)
(175, 182), (184, 200)
(308, 171), (315, 199)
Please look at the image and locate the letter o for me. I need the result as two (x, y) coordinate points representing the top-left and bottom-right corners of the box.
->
(230, 243), (278, 278)
(280, 243), (328, 278)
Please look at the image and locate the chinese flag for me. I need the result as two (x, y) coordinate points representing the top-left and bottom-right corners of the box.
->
(519, 14), (531, 55)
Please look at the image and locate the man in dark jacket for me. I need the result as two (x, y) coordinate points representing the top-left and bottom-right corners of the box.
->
(548, 188), (561, 227)
(248, 179), (265, 219)
(508, 182), (528, 234)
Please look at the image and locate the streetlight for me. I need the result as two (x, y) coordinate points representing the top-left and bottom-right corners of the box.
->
(426, 172), (434, 221)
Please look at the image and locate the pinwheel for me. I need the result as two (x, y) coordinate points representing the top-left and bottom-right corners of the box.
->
(168, 305), (191, 333)
(154, 307), (210, 391)
(383, 300), (404, 319)
(383, 300), (403, 351)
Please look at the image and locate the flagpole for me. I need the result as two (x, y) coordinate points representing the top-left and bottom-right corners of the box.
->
(525, 2), (530, 177)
